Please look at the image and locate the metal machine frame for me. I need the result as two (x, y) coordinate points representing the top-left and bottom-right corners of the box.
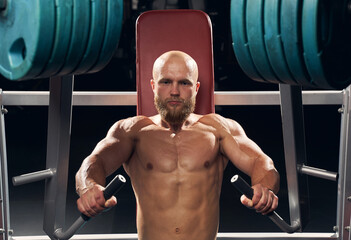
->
(0, 76), (349, 240)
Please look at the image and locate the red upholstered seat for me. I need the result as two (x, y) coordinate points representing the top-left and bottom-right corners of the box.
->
(136, 10), (215, 116)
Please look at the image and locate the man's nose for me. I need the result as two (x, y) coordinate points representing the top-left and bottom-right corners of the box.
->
(170, 83), (180, 95)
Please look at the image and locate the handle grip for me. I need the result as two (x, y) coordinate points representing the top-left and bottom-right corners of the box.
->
(53, 174), (126, 240)
(231, 175), (300, 233)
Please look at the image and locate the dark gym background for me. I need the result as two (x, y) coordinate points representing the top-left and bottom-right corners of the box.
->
(0, 0), (340, 236)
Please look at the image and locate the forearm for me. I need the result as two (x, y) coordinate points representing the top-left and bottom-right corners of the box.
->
(75, 155), (107, 196)
(250, 157), (280, 194)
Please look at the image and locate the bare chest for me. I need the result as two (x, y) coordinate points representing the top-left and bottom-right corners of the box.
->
(134, 128), (220, 172)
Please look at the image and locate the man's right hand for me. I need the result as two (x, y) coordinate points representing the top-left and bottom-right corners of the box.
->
(76, 185), (117, 217)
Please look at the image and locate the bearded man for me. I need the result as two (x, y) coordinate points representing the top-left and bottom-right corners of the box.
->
(75, 50), (280, 240)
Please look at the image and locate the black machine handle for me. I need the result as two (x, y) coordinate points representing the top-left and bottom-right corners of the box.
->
(53, 174), (126, 240)
(231, 175), (300, 233)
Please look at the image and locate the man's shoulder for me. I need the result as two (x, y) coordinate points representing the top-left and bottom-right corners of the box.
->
(111, 115), (155, 133)
(198, 113), (242, 134)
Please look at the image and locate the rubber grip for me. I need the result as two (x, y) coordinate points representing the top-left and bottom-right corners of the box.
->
(103, 174), (126, 200)
(230, 175), (254, 199)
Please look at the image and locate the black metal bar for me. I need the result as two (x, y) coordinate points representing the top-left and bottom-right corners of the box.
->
(53, 175), (126, 240)
(231, 175), (300, 233)
(279, 84), (310, 230)
(43, 75), (74, 239)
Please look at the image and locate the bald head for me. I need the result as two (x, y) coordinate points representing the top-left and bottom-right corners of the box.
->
(152, 51), (198, 81)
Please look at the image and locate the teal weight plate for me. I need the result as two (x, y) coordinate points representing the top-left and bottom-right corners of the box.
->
(281, 0), (313, 87)
(88, 0), (123, 73)
(74, 0), (107, 74)
(302, 0), (331, 89)
(230, 0), (265, 83)
(303, 0), (351, 89)
(246, 0), (280, 84)
(57, 0), (91, 76)
(0, 0), (55, 80)
(37, 0), (73, 78)
(264, 0), (297, 85)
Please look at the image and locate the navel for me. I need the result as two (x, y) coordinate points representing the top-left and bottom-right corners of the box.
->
(175, 227), (181, 234)
(146, 163), (153, 170)
(204, 161), (210, 168)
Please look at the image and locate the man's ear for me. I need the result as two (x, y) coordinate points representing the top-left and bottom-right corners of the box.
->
(195, 81), (200, 93)
(150, 79), (155, 91)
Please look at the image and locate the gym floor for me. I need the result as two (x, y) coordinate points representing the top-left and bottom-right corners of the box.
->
(1, 0), (342, 237)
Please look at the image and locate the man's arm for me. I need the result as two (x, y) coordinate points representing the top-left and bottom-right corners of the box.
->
(218, 116), (280, 215)
(75, 118), (136, 217)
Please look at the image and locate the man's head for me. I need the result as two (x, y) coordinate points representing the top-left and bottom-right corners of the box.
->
(151, 50), (200, 125)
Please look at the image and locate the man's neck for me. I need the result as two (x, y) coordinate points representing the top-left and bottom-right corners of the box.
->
(158, 114), (195, 133)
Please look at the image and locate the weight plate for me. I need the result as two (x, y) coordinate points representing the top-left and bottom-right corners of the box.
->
(37, 0), (73, 78)
(57, 0), (91, 76)
(303, 0), (351, 89)
(0, 0), (55, 80)
(281, 0), (314, 87)
(246, 0), (281, 84)
(88, 0), (123, 73)
(74, 0), (107, 74)
(302, 0), (332, 89)
(264, 0), (297, 85)
(230, 0), (265, 83)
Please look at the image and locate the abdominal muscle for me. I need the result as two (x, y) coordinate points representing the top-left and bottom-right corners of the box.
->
(125, 154), (224, 240)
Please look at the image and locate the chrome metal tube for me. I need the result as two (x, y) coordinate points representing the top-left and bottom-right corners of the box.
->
(12, 169), (55, 186)
(298, 165), (338, 181)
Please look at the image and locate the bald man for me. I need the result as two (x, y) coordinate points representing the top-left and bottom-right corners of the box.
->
(75, 50), (280, 240)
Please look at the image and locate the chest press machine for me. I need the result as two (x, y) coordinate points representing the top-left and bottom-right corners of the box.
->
(0, 0), (350, 239)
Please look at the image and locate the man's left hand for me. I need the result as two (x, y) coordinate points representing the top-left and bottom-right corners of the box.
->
(240, 183), (278, 215)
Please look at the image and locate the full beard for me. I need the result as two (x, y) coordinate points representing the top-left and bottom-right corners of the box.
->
(154, 96), (196, 125)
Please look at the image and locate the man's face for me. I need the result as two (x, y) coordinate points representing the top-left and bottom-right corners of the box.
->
(152, 57), (199, 124)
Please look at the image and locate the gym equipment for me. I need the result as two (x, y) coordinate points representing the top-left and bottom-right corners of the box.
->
(0, 0), (123, 80)
(280, 0), (313, 87)
(136, 9), (214, 116)
(73, 0), (107, 74)
(302, 0), (351, 89)
(53, 175), (126, 240)
(231, 0), (351, 89)
(246, 0), (281, 84)
(0, 0), (55, 80)
(230, 0), (266, 83)
(56, 0), (91, 76)
(231, 174), (300, 233)
(88, 0), (124, 74)
(264, 0), (297, 85)
(37, 0), (73, 78)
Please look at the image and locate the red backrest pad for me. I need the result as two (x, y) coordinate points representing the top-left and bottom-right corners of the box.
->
(136, 10), (215, 116)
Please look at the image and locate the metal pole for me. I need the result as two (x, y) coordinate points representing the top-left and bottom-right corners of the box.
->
(279, 84), (310, 231)
(0, 90), (11, 240)
(336, 86), (351, 240)
(43, 75), (74, 239)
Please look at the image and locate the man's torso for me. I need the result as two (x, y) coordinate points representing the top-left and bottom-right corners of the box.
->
(123, 114), (229, 240)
